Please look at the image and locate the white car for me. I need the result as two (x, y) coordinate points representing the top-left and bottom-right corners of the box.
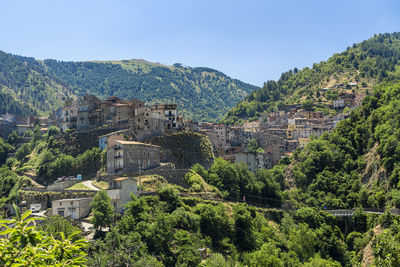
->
(30, 207), (40, 213)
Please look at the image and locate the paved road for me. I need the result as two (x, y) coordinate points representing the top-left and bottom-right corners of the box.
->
(82, 180), (99, 191)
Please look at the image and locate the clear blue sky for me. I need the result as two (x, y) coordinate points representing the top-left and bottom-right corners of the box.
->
(1, 0), (399, 86)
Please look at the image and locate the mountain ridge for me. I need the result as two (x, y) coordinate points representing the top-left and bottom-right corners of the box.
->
(0, 51), (259, 121)
(222, 32), (400, 124)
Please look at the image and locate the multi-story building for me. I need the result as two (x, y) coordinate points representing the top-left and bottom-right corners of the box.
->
(333, 99), (345, 109)
(107, 177), (137, 211)
(60, 99), (78, 132)
(354, 93), (366, 107)
(107, 140), (161, 174)
(77, 95), (101, 129)
(151, 104), (179, 129)
(98, 129), (129, 150)
(130, 106), (165, 140)
(298, 137), (310, 148)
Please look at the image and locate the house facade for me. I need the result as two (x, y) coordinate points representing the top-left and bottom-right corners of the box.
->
(107, 177), (138, 211)
(51, 198), (92, 220)
(107, 140), (161, 174)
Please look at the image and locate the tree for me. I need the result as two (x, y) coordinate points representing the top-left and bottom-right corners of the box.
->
(0, 205), (88, 266)
(0, 138), (14, 165)
(91, 190), (114, 230)
(353, 207), (367, 233)
(243, 243), (284, 266)
(302, 99), (314, 111)
(76, 147), (101, 177)
(38, 215), (82, 241)
(159, 186), (182, 212)
(15, 143), (31, 161)
(246, 139), (260, 154)
(233, 204), (257, 251)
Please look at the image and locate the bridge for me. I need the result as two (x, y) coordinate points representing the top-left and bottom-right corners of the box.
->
(324, 209), (400, 217)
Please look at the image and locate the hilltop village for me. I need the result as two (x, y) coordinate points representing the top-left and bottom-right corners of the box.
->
(1, 86), (366, 176)
(0, 80), (368, 228)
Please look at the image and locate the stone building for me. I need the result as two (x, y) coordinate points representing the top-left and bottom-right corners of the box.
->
(60, 99), (78, 132)
(98, 129), (129, 150)
(107, 140), (161, 174)
(234, 152), (257, 173)
(77, 95), (101, 129)
(354, 93), (366, 107)
(130, 106), (165, 140)
(151, 104), (179, 129)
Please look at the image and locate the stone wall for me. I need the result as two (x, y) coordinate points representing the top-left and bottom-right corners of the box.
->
(20, 189), (96, 209)
(55, 125), (128, 156)
(148, 132), (214, 169)
(46, 180), (78, 190)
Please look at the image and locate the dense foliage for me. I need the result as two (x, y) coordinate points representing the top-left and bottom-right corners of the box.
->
(190, 159), (284, 207)
(0, 50), (72, 115)
(86, 187), (354, 266)
(223, 32), (400, 124)
(0, 206), (88, 266)
(0, 50), (258, 120)
(278, 82), (400, 210)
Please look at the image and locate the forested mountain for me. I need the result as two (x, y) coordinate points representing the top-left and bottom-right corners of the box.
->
(0, 50), (258, 120)
(42, 59), (257, 121)
(0, 51), (72, 116)
(223, 32), (400, 124)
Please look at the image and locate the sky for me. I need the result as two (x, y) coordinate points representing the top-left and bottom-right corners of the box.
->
(1, 0), (400, 86)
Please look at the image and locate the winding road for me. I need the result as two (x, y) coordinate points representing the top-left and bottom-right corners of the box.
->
(82, 180), (99, 191)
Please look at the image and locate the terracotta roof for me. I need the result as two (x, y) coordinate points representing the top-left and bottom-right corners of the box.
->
(98, 129), (129, 138)
(115, 140), (161, 148)
(114, 177), (129, 181)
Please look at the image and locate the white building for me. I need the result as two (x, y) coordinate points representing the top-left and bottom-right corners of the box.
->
(52, 198), (92, 220)
(333, 99), (345, 109)
(107, 177), (138, 211)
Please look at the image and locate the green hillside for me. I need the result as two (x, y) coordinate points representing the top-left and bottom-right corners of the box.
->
(223, 32), (400, 124)
(42, 59), (258, 121)
(0, 51), (258, 121)
(0, 51), (73, 116)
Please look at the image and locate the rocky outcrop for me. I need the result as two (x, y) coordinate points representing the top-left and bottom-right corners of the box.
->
(148, 132), (214, 169)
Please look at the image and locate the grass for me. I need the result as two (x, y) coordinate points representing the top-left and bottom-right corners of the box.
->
(92, 180), (109, 190)
(67, 182), (92, 190)
(138, 174), (168, 192)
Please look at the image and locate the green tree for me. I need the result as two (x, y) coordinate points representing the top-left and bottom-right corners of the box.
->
(302, 99), (314, 111)
(246, 139), (260, 154)
(38, 215), (82, 241)
(353, 207), (367, 233)
(233, 204), (257, 251)
(159, 186), (182, 212)
(243, 243), (284, 266)
(91, 190), (114, 230)
(0, 138), (14, 165)
(0, 205), (88, 266)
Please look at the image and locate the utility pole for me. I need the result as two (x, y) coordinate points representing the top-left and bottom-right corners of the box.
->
(138, 144), (142, 197)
